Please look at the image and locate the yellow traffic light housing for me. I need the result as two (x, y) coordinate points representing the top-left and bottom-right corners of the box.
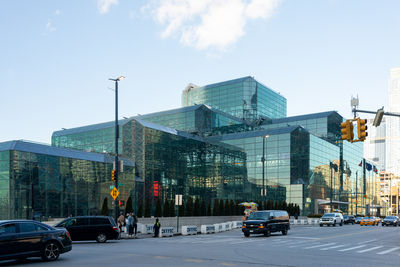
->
(111, 170), (116, 181)
(357, 118), (368, 141)
(340, 120), (354, 142)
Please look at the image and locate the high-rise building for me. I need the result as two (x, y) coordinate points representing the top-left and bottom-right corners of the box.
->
(364, 118), (386, 171)
(386, 67), (400, 175)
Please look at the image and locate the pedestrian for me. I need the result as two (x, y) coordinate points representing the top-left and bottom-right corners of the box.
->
(153, 218), (161, 237)
(132, 212), (138, 238)
(127, 213), (134, 238)
(117, 212), (125, 232)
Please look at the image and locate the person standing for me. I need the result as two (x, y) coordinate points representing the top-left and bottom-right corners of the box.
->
(127, 213), (134, 238)
(153, 218), (161, 238)
(117, 212), (125, 232)
(132, 212), (138, 238)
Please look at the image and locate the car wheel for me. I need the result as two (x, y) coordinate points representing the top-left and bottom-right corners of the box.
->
(352, 222), (354, 225)
(320, 224), (323, 227)
(244, 232), (250, 237)
(333, 222), (336, 227)
(282, 228), (288, 235)
(96, 233), (107, 243)
(41, 241), (60, 261)
(264, 228), (271, 237)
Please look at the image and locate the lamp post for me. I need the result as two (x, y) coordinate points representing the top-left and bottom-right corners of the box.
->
(262, 135), (270, 204)
(329, 162), (338, 212)
(109, 76), (125, 222)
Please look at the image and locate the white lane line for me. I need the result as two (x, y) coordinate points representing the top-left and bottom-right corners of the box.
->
(287, 237), (320, 240)
(230, 240), (258, 245)
(358, 239), (377, 245)
(320, 244), (346, 251)
(304, 243), (336, 249)
(357, 246), (383, 253)
(339, 245), (367, 252)
(376, 247), (400, 255)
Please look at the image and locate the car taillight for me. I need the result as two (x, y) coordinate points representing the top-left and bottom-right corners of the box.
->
(66, 231), (71, 240)
(113, 226), (119, 231)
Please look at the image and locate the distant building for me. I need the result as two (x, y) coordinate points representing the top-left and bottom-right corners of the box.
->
(364, 118), (386, 171)
(386, 67), (400, 175)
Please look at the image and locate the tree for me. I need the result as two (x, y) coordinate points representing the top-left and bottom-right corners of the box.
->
(223, 199), (229, 216)
(207, 202), (212, 216)
(101, 197), (109, 216)
(213, 199), (219, 216)
(163, 199), (170, 217)
(137, 202), (143, 217)
(229, 200), (235, 216)
(200, 198), (206, 216)
(125, 196), (133, 214)
(144, 198), (151, 218)
(155, 199), (162, 217)
(185, 197), (193, 216)
(169, 200), (175, 217)
(194, 198), (200, 216)
(219, 199), (224, 216)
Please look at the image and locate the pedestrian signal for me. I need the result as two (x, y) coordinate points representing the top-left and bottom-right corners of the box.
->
(357, 118), (368, 141)
(340, 120), (354, 142)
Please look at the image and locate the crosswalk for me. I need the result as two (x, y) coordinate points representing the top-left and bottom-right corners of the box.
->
(149, 235), (400, 256)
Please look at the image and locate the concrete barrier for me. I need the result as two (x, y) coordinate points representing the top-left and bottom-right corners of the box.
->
(214, 223), (223, 232)
(201, 225), (215, 234)
(182, 225), (198, 236)
(233, 221), (243, 228)
(159, 227), (174, 237)
(139, 224), (154, 234)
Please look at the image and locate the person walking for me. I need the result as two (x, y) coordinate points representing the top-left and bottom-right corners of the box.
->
(132, 212), (138, 238)
(127, 213), (134, 238)
(153, 218), (161, 238)
(117, 212), (125, 232)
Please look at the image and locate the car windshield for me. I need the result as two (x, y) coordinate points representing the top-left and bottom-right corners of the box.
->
(247, 212), (270, 220)
(343, 215), (349, 218)
(364, 217), (373, 219)
(385, 216), (395, 219)
(322, 213), (335, 218)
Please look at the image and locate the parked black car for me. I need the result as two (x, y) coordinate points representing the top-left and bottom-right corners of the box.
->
(55, 216), (119, 242)
(242, 210), (290, 237)
(343, 215), (356, 224)
(0, 220), (72, 262)
(382, 216), (399, 227)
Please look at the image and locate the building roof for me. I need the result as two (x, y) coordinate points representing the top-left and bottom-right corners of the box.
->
(269, 111), (339, 125)
(0, 140), (134, 166)
(52, 118), (131, 137)
(204, 125), (307, 142)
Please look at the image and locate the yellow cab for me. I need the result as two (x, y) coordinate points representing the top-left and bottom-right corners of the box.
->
(360, 216), (379, 226)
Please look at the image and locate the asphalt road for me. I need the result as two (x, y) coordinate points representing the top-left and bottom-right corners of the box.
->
(2, 224), (400, 267)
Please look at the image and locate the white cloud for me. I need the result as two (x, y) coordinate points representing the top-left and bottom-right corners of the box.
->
(144, 0), (282, 50)
(54, 9), (61, 16)
(97, 0), (118, 14)
(46, 20), (56, 32)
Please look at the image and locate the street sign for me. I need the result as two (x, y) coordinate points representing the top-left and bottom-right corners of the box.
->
(175, 194), (182, 206)
(110, 187), (119, 200)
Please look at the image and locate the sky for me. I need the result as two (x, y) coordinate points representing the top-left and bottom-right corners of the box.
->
(1, 0), (399, 144)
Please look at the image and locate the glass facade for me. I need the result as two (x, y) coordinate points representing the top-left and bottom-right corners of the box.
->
(0, 141), (135, 220)
(182, 77), (287, 120)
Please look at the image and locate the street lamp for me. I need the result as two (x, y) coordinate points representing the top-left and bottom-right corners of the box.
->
(262, 134), (270, 204)
(330, 162), (338, 212)
(109, 76), (125, 222)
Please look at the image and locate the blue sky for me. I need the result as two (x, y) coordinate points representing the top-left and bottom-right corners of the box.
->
(1, 0), (399, 143)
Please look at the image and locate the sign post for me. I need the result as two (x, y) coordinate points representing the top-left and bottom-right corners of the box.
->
(175, 194), (182, 233)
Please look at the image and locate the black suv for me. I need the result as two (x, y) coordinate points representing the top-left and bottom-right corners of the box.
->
(55, 216), (119, 243)
(0, 220), (72, 262)
(382, 216), (399, 227)
(343, 215), (356, 224)
(242, 210), (290, 237)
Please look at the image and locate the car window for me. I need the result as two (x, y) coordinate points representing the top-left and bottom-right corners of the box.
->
(19, 223), (36, 233)
(35, 224), (49, 231)
(75, 218), (89, 226)
(91, 218), (110, 225)
(0, 224), (17, 234)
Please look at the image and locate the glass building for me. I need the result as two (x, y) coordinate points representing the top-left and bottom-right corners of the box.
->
(0, 76), (382, 219)
(0, 140), (135, 220)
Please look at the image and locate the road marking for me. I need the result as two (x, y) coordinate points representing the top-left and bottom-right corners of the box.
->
(357, 246), (383, 253)
(230, 240), (257, 245)
(155, 256), (168, 259)
(376, 247), (400, 255)
(318, 228), (380, 241)
(287, 236), (320, 240)
(220, 263), (237, 266)
(358, 239), (377, 245)
(304, 242), (335, 249)
(185, 258), (204, 263)
(320, 244), (346, 250)
(339, 245), (366, 252)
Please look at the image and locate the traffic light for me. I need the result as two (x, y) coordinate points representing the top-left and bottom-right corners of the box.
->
(357, 118), (368, 141)
(340, 120), (354, 142)
(111, 170), (116, 181)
